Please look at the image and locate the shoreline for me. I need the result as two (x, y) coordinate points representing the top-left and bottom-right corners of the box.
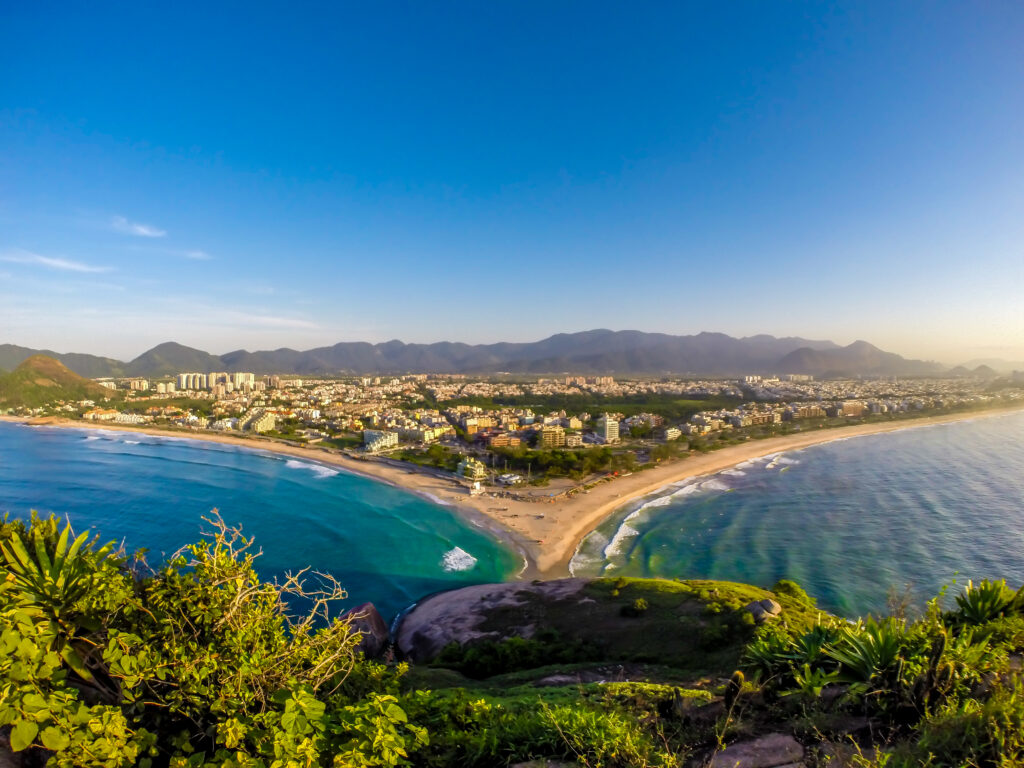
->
(4, 404), (1024, 578)
(0, 415), (541, 577)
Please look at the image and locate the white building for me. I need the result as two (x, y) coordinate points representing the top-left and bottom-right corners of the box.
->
(363, 430), (399, 452)
(596, 414), (620, 444)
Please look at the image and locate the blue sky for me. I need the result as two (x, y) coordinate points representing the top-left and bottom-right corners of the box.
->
(1, 2), (1022, 363)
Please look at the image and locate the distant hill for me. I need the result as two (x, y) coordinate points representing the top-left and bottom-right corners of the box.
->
(0, 344), (124, 378)
(972, 364), (999, 379)
(124, 341), (225, 377)
(959, 358), (1024, 374)
(0, 355), (119, 408)
(776, 340), (942, 377)
(1, 330), (946, 377)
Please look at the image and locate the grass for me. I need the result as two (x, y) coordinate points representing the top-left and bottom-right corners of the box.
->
(430, 578), (821, 679)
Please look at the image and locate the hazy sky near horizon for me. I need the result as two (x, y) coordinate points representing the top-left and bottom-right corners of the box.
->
(2, 2), (1022, 364)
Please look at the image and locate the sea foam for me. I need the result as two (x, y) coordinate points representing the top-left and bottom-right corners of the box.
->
(420, 492), (453, 507)
(284, 459), (339, 478)
(699, 478), (731, 492)
(441, 546), (478, 572)
(603, 510), (642, 558)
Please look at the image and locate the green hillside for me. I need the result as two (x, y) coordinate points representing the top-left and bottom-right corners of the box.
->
(0, 343), (124, 378)
(0, 354), (119, 408)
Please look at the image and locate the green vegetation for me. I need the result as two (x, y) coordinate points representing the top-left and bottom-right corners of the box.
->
(121, 396), (214, 417)
(391, 444), (462, 472)
(0, 513), (421, 767)
(431, 578), (818, 677)
(434, 631), (602, 679)
(0, 356), (120, 409)
(738, 578), (1024, 766)
(490, 445), (638, 480)
(324, 434), (364, 450)
(4, 513), (1024, 767)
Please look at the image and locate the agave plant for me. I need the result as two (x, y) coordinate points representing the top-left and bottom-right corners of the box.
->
(0, 521), (115, 679)
(954, 579), (1018, 625)
(788, 662), (841, 699)
(791, 622), (842, 666)
(742, 627), (796, 679)
(826, 617), (906, 689)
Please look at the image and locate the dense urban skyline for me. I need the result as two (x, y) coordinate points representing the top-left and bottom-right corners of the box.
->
(2, 3), (1022, 364)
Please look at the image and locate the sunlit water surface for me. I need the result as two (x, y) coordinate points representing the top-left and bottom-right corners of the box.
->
(572, 411), (1024, 616)
(0, 422), (521, 621)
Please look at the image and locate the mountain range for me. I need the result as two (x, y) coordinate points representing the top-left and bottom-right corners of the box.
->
(0, 331), (970, 378)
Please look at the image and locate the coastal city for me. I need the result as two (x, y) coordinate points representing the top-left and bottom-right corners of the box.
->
(5, 4), (1024, 764)
(5, 367), (1022, 498)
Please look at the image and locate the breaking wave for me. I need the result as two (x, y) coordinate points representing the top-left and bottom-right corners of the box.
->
(284, 459), (339, 478)
(441, 546), (477, 572)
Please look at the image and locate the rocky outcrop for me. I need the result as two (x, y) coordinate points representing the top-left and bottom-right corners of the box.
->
(745, 598), (782, 624)
(344, 603), (390, 659)
(395, 579), (588, 662)
(708, 733), (804, 768)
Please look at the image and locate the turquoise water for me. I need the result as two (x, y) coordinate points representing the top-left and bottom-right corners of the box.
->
(0, 423), (522, 621)
(572, 411), (1024, 617)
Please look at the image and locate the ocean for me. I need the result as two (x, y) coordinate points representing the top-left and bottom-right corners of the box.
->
(571, 410), (1024, 617)
(0, 422), (522, 622)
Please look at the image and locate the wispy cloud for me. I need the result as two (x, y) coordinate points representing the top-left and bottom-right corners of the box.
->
(0, 249), (112, 273)
(126, 245), (212, 260)
(111, 215), (166, 238)
(226, 311), (319, 330)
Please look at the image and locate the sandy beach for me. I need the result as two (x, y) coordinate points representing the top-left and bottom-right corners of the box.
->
(4, 405), (1023, 578)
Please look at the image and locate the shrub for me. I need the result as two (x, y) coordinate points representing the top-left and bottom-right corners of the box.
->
(0, 513), (423, 767)
(742, 625), (797, 681)
(954, 579), (1020, 625)
(772, 579), (815, 607)
(433, 632), (601, 679)
(402, 689), (680, 767)
(826, 617), (907, 688)
(620, 597), (649, 617)
(909, 681), (1024, 766)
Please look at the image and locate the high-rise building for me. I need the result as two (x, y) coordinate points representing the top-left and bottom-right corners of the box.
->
(177, 373), (208, 390)
(596, 414), (620, 443)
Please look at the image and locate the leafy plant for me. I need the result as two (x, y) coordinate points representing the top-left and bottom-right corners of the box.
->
(791, 622), (841, 666)
(954, 579), (1021, 625)
(787, 662), (841, 699)
(826, 618), (907, 690)
(742, 625), (797, 681)
(0, 516), (119, 682)
(0, 512), (422, 767)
